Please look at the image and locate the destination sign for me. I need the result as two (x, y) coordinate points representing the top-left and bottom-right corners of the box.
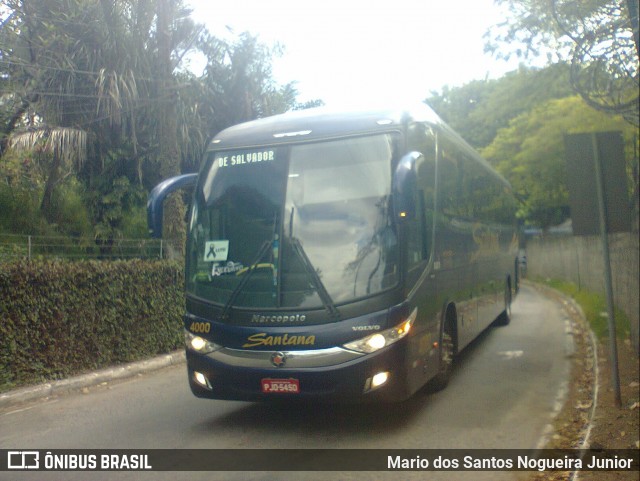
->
(215, 150), (276, 168)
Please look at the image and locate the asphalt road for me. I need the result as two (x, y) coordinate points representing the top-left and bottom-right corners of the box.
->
(0, 284), (573, 481)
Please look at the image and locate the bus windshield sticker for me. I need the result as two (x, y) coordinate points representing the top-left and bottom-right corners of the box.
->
(204, 240), (229, 262)
(216, 150), (276, 168)
(212, 261), (244, 277)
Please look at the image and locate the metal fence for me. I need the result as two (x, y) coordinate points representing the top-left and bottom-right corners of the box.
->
(0, 234), (170, 261)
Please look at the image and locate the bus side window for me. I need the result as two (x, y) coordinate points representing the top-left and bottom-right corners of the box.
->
(406, 124), (436, 269)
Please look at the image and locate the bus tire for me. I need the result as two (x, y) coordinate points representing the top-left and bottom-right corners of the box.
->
(427, 311), (456, 392)
(494, 277), (512, 326)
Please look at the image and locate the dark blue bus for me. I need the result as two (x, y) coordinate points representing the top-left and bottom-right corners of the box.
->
(148, 105), (519, 402)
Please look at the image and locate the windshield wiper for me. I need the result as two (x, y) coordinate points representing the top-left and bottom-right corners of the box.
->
(221, 240), (271, 320)
(289, 237), (341, 320)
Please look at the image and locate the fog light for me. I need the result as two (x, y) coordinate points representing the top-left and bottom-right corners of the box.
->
(371, 371), (389, 389)
(194, 371), (212, 390)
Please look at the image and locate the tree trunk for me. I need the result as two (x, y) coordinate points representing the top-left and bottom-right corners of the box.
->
(156, 0), (186, 258)
(40, 152), (62, 222)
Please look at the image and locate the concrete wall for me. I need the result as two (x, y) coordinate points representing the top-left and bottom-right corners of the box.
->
(526, 232), (639, 355)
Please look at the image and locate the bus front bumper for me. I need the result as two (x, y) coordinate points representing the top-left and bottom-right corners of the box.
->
(185, 342), (411, 403)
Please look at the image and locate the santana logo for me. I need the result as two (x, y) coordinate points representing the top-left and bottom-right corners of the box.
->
(242, 332), (316, 348)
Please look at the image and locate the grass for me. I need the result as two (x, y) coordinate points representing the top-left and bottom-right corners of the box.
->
(542, 278), (631, 340)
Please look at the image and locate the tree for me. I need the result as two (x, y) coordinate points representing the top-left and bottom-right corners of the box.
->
(155, 0), (185, 254)
(197, 33), (299, 139)
(0, 0), (95, 221)
(1, 0), (304, 241)
(8, 127), (86, 220)
(487, 0), (639, 125)
(426, 64), (573, 148)
(481, 95), (636, 228)
(0, 0), (199, 239)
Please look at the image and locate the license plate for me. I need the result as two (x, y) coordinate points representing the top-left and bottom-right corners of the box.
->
(261, 378), (300, 394)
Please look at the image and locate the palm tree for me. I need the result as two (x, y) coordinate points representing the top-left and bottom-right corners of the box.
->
(2, 0), (198, 233)
(8, 127), (87, 219)
(1, 0), (301, 243)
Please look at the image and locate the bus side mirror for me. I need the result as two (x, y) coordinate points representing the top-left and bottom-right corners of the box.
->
(147, 173), (198, 238)
(393, 151), (421, 221)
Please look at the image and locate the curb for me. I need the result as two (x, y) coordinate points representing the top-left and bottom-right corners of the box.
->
(0, 350), (185, 409)
(525, 281), (599, 463)
(542, 284), (600, 481)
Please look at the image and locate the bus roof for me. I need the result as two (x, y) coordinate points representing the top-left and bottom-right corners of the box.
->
(208, 104), (512, 191)
(209, 104), (443, 150)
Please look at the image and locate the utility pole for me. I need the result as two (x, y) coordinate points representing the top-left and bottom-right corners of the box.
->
(591, 134), (622, 408)
(565, 132), (632, 408)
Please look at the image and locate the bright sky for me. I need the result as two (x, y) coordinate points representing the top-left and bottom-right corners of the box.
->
(187, 0), (521, 109)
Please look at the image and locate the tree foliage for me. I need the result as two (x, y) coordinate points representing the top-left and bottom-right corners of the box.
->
(427, 64), (573, 149)
(428, 64), (638, 230)
(487, 0), (639, 126)
(0, 0), (301, 240)
(481, 95), (637, 228)
(0, 259), (184, 391)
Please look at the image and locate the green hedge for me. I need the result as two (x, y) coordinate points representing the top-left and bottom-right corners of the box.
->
(0, 259), (184, 392)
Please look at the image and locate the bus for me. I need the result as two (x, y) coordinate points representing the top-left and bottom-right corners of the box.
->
(147, 105), (520, 402)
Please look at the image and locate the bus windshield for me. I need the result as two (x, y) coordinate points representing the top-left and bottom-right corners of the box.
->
(186, 134), (399, 317)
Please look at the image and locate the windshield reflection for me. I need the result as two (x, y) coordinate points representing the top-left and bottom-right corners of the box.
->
(186, 134), (399, 316)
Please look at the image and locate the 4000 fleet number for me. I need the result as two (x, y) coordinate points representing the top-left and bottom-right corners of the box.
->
(189, 321), (211, 333)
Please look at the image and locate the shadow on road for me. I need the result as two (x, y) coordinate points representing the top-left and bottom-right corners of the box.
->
(191, 322), (506, 441)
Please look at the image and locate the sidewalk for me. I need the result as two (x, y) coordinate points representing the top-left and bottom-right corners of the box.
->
(0, 350), (185, 409)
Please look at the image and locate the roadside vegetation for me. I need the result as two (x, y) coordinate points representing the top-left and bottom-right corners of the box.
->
(0, 260), (184, 393)
(541, 279), (631, 341)
(0, 1), (320, 246)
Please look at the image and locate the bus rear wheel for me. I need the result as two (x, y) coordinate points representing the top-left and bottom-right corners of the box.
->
(494, 277), (512, 326)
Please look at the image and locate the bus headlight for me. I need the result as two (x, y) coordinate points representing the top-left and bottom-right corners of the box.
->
(343, 308), (417, 354)
(185, 330), (220, 354)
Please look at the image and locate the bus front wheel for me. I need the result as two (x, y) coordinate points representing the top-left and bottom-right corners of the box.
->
(428, 317), (455, 392)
